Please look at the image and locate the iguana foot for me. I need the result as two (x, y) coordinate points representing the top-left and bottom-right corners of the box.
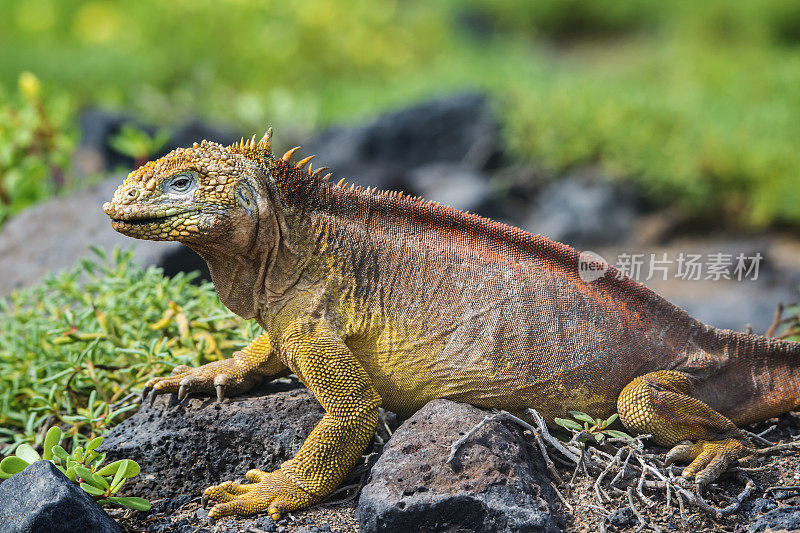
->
(142, 333), (286, 403)
(665, 438), (753, 487)
(142, 356), (261, 403)
(203, 468), (315, 521)
(619, 370), (757, 487)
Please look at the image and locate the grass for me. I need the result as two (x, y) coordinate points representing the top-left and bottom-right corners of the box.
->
(0, 247), (260, 453)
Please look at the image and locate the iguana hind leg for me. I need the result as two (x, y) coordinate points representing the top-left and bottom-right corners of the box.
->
(617, 370), (754, 487)
(204, 318), (381, 520)
(142, 332), (287, 402)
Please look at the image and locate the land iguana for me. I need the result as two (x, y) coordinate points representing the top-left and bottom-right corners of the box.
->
(103, 129), (800, 521)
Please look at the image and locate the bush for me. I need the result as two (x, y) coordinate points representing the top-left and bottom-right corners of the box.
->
(0, 247), (259, 452)
(0, 72), (76, 225)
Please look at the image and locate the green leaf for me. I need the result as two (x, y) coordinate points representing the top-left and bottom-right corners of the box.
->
(91, 472), (110, 490)
(87, 391), (97, 419)
(554, 418), (583, 432)
(85, 436), (103, 452)
(603, 430), (634, 441)
(97, 459), (125, 476)
(110, 459), (129, 492)
(103, 496), (151, 511)
(73, 465), (94, 483)
(91, 452), (107, 468)
(569, 411), (597, 425)
(605, 414), (619, 426)
(107, 404), (137, 421)
(88, 245), (107, 260)
(14, 443), (41, 464)
(97, 458), (140, 478)
(43, 426), (62, 461)
(80, 482), (106, 496)
(65, 465), (77, 482)
(122, 459), (140, 478)
(72, 446), (83, 461)
(0, 456), (30, 478)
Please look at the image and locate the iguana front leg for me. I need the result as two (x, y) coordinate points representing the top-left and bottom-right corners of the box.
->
(142, 333), (287, 402)
(203, 317), (381, 520)
(617, 370), (754, 486)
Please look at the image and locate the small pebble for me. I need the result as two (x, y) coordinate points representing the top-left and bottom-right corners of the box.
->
(607, 507), (637, 528)
(260, 518), (277, 532)
(750, 497), (779, 513)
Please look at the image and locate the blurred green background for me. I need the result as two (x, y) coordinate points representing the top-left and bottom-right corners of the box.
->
(2, 0), (800, 228)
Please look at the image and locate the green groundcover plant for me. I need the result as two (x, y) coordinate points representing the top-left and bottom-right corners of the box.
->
(0, 425), (150, 511)
(0, 247), (260, 452)
(555, 411), (633, 444)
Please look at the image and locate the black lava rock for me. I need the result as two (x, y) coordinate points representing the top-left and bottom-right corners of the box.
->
(357, 399), (562, 533)
(99, 380), (323, 501)
(0, 460), (121, 533)
(748, 505), (800, 532)
(305, 92), (501, 192)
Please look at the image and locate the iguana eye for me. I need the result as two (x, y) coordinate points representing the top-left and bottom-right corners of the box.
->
(172, 177), (191, 189)
(165, 172), (197, 195)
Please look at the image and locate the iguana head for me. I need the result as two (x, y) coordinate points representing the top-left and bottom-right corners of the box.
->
(103, 130), (278, 248)
(103, 128), (310, 318)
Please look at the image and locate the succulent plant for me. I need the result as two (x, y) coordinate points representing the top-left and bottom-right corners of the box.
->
(0, 426), (150, 511)
(554, 411), (634, 444)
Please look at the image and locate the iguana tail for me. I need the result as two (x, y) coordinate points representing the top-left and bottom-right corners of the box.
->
(693, 328), (800, 426)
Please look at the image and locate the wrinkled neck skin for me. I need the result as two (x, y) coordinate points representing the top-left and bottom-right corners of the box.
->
(187, 174), (302, 320)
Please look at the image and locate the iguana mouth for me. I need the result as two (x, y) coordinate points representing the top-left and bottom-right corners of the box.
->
(108, 207), (197, 226)
(112, 214), (178, 226)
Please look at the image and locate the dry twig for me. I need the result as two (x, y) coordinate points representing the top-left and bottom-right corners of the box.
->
(447, 407), (800, 529)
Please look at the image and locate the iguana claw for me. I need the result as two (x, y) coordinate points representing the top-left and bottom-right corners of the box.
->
(138, 355), (272, 407)
(665, 438), (753, 488)
(214, 374), (229, 402)
(178, 376), (196, 401)
(204, 468), (315, 521)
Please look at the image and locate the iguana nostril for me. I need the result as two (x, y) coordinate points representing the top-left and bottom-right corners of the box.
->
(118, 186), (142, 204)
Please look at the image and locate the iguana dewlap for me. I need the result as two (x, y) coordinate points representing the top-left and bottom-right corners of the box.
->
(103, 129), (800, 521)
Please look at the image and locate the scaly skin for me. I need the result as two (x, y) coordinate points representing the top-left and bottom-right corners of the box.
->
(104, 129), (800, 520)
